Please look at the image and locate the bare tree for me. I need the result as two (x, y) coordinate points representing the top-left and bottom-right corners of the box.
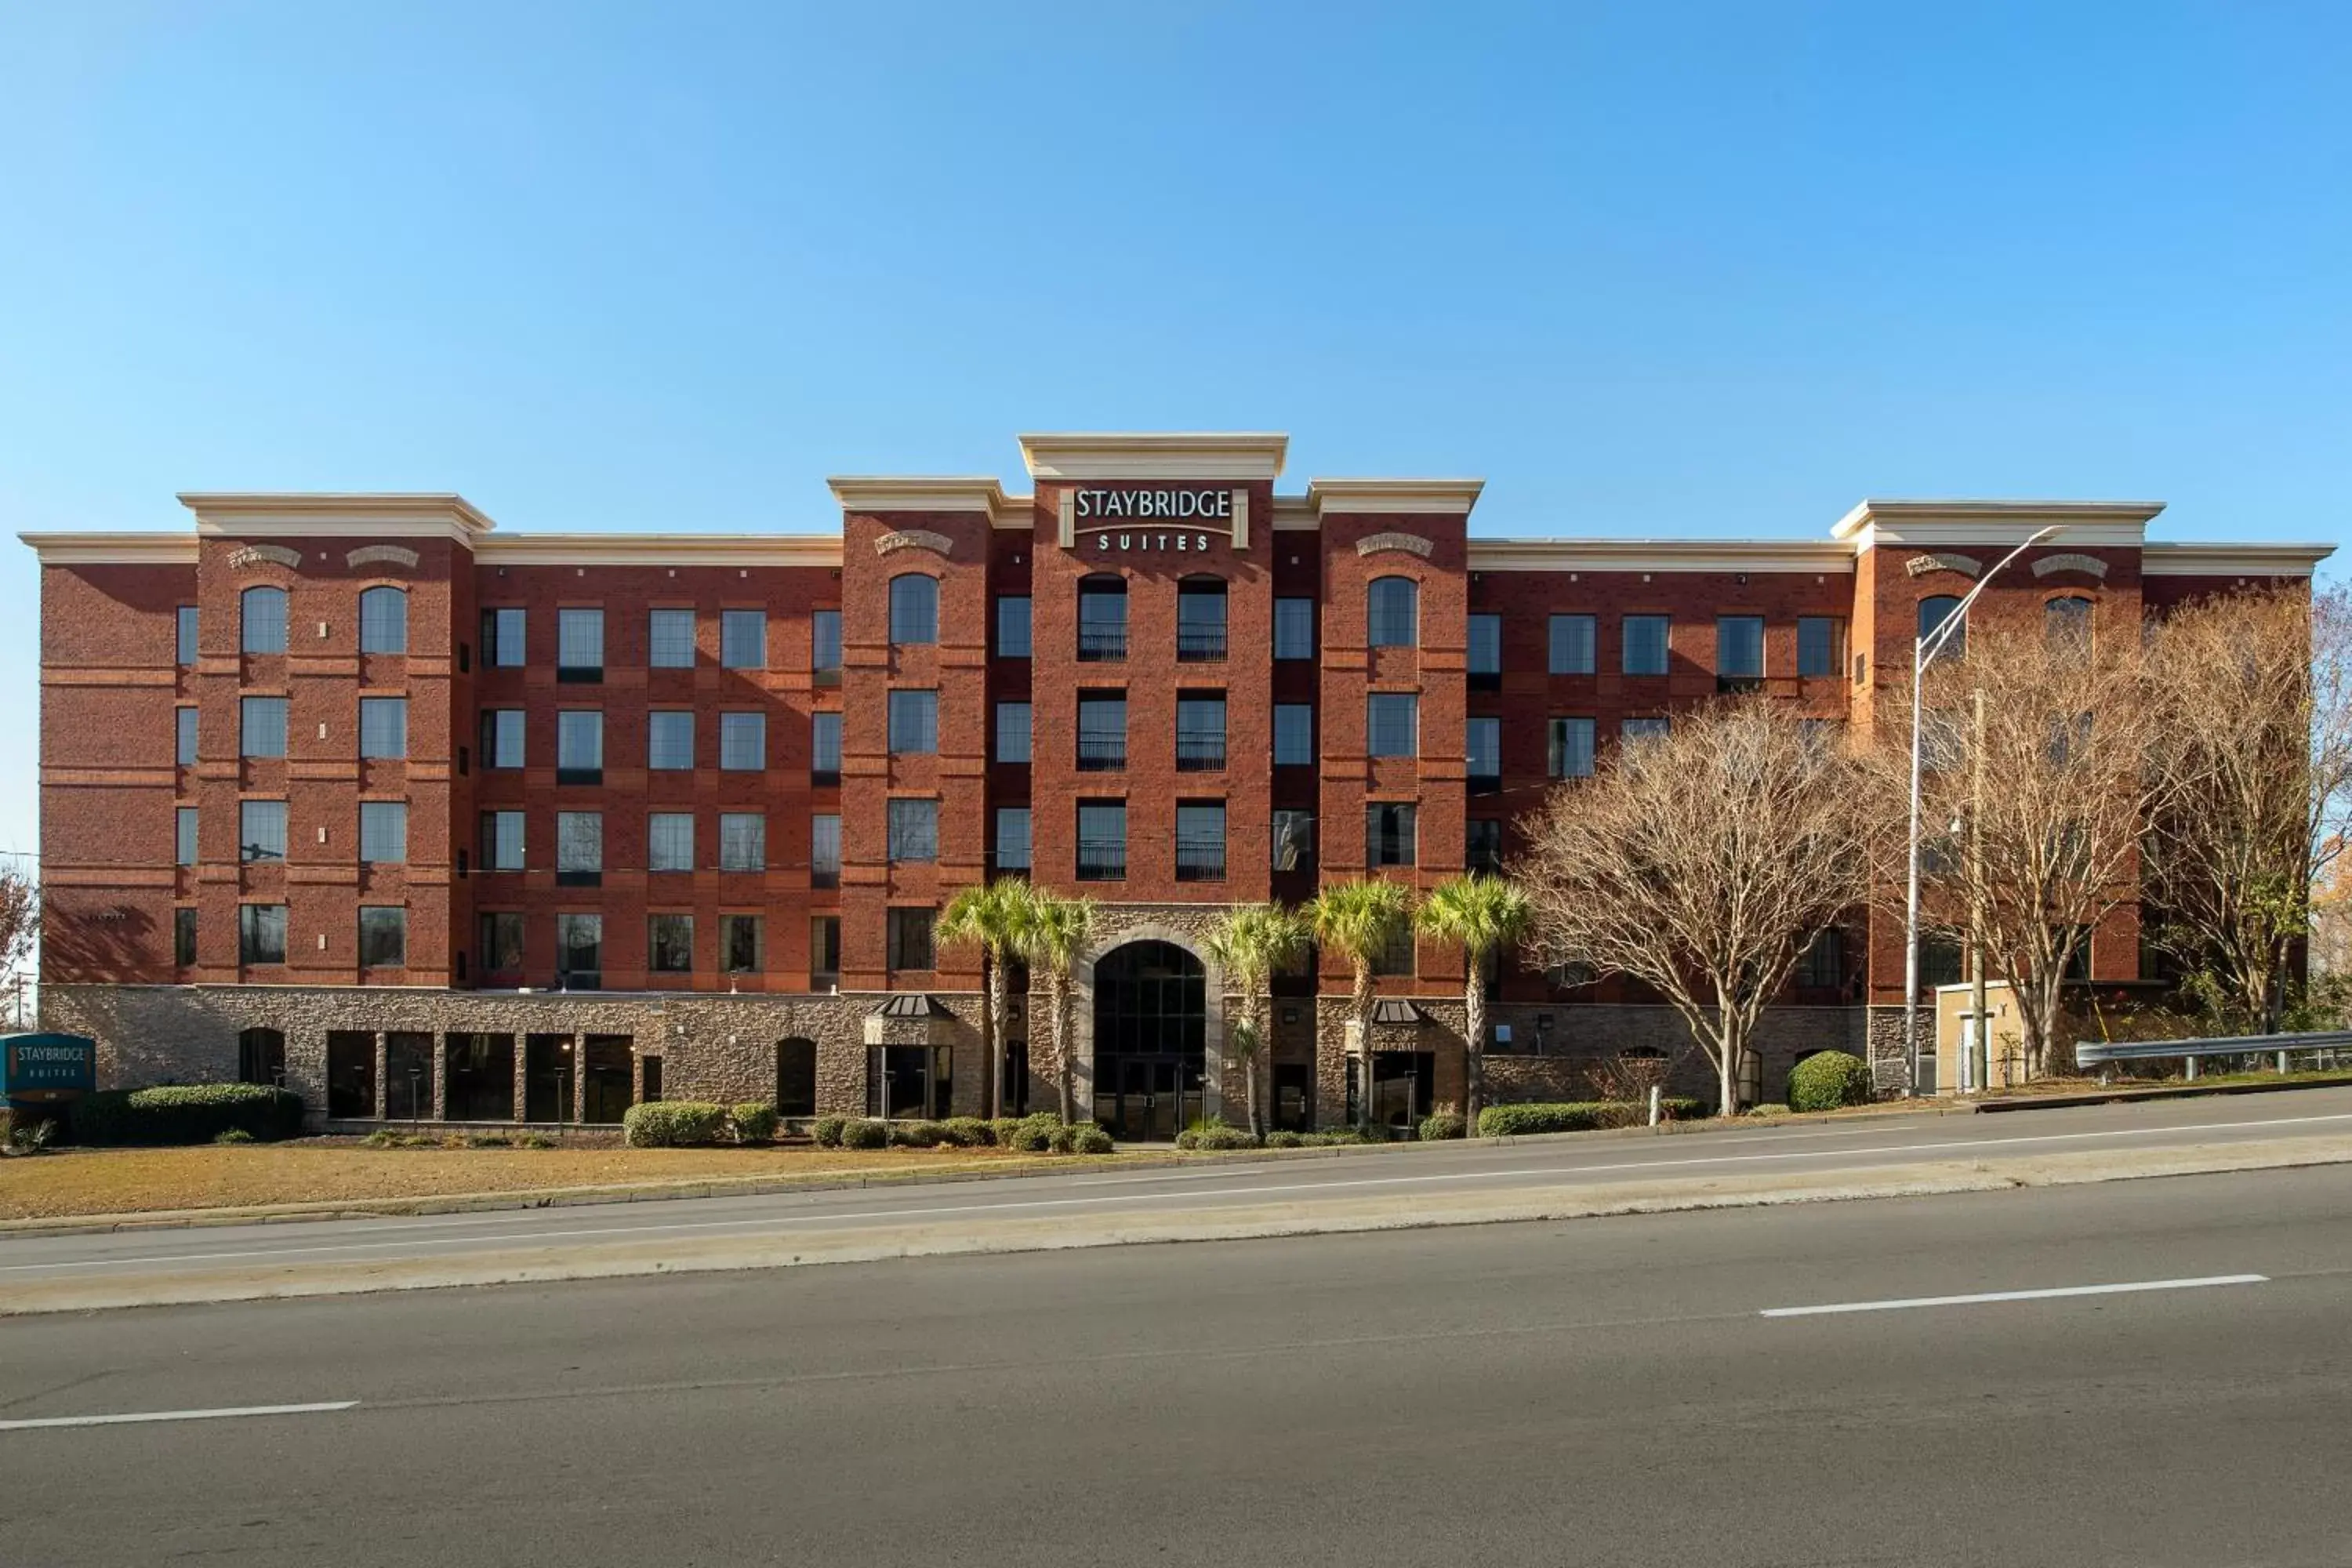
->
(1897, 615), (2165, 1078)
(0, 866), (37, 1022)
(1519, 699), (1875, 1116)
(2143, 586), (2352, 1031)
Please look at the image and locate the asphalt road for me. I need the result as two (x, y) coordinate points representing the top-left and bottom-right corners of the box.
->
(8, 1087), (2352, 1294)
(2, 1161), (2349, 1566)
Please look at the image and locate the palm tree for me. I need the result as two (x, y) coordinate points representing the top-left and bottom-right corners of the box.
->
(1203, 904), (1310, 1138)
(1022, 892), (1097, 1124)
(1416, 873), (1532, 1127)
(1308, 878), (1417, 1132)
(935, 880), (1037, 1120)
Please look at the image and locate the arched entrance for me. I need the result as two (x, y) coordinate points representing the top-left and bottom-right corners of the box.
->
(1091, 940), (1206, 1141)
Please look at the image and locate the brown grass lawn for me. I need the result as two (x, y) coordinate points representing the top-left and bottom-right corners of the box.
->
(0, 1142), (1134, 1222)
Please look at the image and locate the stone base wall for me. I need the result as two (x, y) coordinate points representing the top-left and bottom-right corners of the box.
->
(1866, 1006), (1911, 1093)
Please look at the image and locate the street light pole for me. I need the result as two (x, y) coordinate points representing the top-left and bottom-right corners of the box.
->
(1904, 525), (2060, 1097)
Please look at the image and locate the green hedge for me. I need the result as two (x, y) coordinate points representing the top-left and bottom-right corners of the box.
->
(622, 1101), (729, 1147)
(1176, 1121), (1259, 1151)
(1419, 1111), (1468, 1142)
(940, 1116), (995, 1147)
(1069, 1125), (1115, 1155)
(75, 1083), (305, 1146)
(811, 1116), (847, 1147)
(730, 1102), (779, 1143)
(1788, 1051), (1874, 1112)
(1475, 1098), (1704, 1138)
(840, 1118), (889, 1149)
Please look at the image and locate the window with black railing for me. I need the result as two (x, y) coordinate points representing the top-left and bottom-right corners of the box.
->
(1175, 695), (1225, 771)
(1176, 579), (1227, 661)
(1175, 804), (1225, 881)
(1079, 578), (1127, 661)
(1078, 696), (1126, 771)
(1715, 615), (1765, 693)
(1077, 803), (1125, 881)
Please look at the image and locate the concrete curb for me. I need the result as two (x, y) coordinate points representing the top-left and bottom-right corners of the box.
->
(1973, 1076), (2352, 1112)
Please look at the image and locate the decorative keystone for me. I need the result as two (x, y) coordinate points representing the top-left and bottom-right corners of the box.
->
(227, 544), (303, 570)
(1903, 552), (1983, 579)
(1356, 532), (1435, 559)
(874, 529), (954, 557)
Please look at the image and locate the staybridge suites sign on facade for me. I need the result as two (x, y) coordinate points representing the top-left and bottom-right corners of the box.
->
(1073, 488), (1235, 523)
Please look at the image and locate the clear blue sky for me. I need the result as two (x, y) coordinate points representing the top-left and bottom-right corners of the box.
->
(1, 2), (2346, 859)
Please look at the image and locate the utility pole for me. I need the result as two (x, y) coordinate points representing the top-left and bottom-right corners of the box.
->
(1969, 688), (1990, 1094)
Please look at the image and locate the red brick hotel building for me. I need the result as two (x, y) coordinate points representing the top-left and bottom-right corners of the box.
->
(24, 433), (2331, 1134)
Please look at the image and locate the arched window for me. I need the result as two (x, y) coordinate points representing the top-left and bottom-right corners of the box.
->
(775, 1038), (818, 1119)
(1176, 576), (1227, 661)
(241, 586), (289, 655)
(1367, 576), (1418, 648)
(888, 574), (938, 644)
(2045, 595), (2093, 657)
(238, 1026), (286, 1087)
(358, 586), (408, 655)
(1917, 594), (1964, 662)
(1078, 575), (1127, 661)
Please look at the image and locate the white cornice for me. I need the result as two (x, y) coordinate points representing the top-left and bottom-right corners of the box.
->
(827, 476), (1006, 515)
(1308, 477), (1484, 517)
(179, 492), (495, 541)
(1270, 495), (1320, 532)
(1018, 432), (1288, 481)
(2141, 542), (2334, 577)
(990, 492), (1038, 530)
(473, 535), (843, 568)
(1470, 538), (1857, 574)
(20, 532), (200, 566)
(1832, 499), (2163, 552)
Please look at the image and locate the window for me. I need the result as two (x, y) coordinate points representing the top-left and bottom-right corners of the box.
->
(1467, 818), (1503, 874)
(481, 709), (524, 768)
(238, 903), (287, 965)
(358, 697), (408, 759)
(996, 702), (1032, 764)
(1548, 614), (1596, 676)
(1367, 802), (1417, 867)
(719, 812), (765, 871)
(719, 711), (766, 771)
(811, 711), (841, 781)
(359, 800), (407, 863)
(482, 607), (526, 667)
(1716, 616), (1764, 688)
(1275, 598), (1316, 659)
(647, 811), (692, 873)
(1077, 802), (1126, 880)
(887, 798), (938, 863)
(995, 808), (1031, 873)
(1548, 717), (1595, 779)
(176, 706), (198, 765)
(2046, 596), (2093, 657)
(648, 710), (695, 770)
(649, 913), (694, 973)
(1272, 808), (1315, 872)
(1468, 614), (1502, 684)
(996, 596), (1032, 659)
(888, 575), (938, 644)
(557, 913), (603, 985)
(1796, 928), (1844, 989)
(175, 906), (198, 966)
(811, 610), (842, 682)
(240, 695), (288, 757)
(648, 608), (696, 668)
(720, 609), (767, 670)
(557, 710), (603, 783)
(810, 814), (840, 886)
(482, 810), (525, 871)
(241, 586), (289, 655)
(238, 1025), (287, 1084)
(358, 906), (406, 967)
(176, 605), (199, 666)
(1623, 615), (1670, 676)
(1372, 922), (1416, 977)
(1467, 717), (1501, 787)
(358, 586), (407, 655)
(1177, 579), (1228, 660)
(1367, 693), (1418, 758)
(887, 690), (938, 755)
(1176, 802), (1225, 881)
(776, 1038), (818, 1118)
(556, 811), (603, 881)
(557, 608), (604, 679)
(479, 911), (524, 975)
(1367, 577), (1418, 648)
(1797, 617), (1844, 679)
(806, 915), (837, 978)
(887, 907), (935, 971)
(1078, 577), (1127, 659)
(1176, 695), (1226, 771)
(1078, 695), (1126, 771)
(1621, 717), (1671, 745)
(724, 914), (765, 975)
(240, 799), (287, 862)
(1918, 595), (1965, 662)
(1274, 704), (1314, 766)
(1920, 935), (1964, 988)
(176, 806), (198, 866)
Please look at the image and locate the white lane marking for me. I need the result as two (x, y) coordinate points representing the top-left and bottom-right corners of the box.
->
(9, 1110), (2352, 1277)
(0, 1400), (357, 1432)
(1761, 1274), (2270, 1318)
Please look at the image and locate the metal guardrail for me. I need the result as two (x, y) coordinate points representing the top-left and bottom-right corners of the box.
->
(2076, 1029), (2352, 1080)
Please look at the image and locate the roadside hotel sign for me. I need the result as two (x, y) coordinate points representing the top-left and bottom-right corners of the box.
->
(1059, 486), (1250, 550)
(1073, 488), (1233, 523)
(0, 1032), (97, 1103)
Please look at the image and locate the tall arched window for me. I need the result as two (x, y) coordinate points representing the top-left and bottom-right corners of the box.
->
(1176, 575), (1227, 661)
(1368, 576), (1418, 648)
(775, 1038), (818, 1119)
(2045, 595), (2093, 658)
(358, 586), (408, 655)
(241, 586), (289, 655)
(1918, 594), (1965, 662)
(238, 1026), (286, 1087)
(888, 574), (938, 644)
(1078, 575), (1127, 661)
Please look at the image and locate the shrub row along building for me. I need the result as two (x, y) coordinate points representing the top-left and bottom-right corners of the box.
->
(24, 432), (2332, 1134)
